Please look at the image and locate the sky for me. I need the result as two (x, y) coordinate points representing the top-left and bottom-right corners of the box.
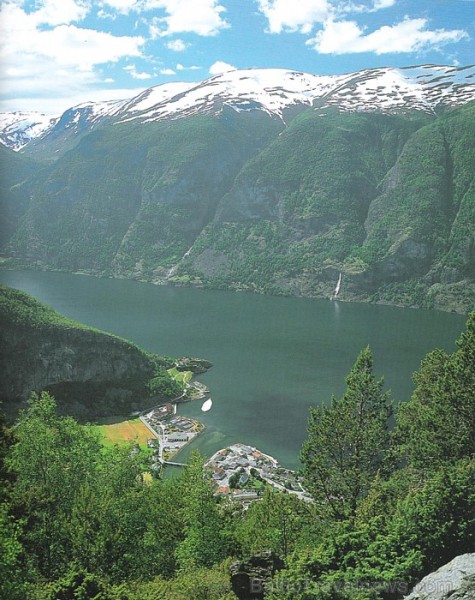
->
(1, 0), (474, 115)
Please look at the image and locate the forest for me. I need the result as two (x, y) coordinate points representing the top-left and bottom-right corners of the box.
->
(1, 312), (474, 600)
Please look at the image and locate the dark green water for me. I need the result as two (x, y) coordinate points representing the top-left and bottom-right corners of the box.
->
(0, 270), (466, 469)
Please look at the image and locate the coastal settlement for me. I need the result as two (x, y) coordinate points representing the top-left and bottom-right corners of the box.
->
(140, 363), (310, 502)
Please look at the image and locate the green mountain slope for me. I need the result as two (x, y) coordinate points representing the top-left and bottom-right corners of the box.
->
(0, 145), (40, 248)
(7, 110), (282, 275)
(2, 104), (474, 312)
(0, 285), (183, 418)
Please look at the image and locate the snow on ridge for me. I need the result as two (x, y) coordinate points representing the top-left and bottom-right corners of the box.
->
(117, 65), (475, 125)
(118, 69), (349, 124)
(122, 82), (197, 114)
(0, 111), (58, 151)
(2, 65), (474, 150)
(65, 98), (128, 120)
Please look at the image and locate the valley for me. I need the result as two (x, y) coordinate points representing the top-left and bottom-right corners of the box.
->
(1, 65), (474, 314)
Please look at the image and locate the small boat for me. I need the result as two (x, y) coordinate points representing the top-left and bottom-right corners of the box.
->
(331, 272), (342, 300)
(201, 398), (213, 412)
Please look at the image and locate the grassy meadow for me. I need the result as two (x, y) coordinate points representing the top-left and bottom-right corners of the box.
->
(89, 417), (156, 450)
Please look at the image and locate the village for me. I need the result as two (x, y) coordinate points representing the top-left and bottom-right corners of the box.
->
(140, 403), (205, 466)
(139, 365), (310, 501)
(205, 443), (311, 503)
(140, 402), (311, 502)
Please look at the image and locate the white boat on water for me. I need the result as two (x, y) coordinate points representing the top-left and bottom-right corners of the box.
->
(331, 272), (342, 300)
(201, 398), (213, 412)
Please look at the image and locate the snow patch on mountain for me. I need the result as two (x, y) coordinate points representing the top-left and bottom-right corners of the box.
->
(120, 82), (196, 114)
(0, 112), (58, 151)
(118, 69), (349, 124)
(1, 65), (474, 152)
(116, 65), (475, 126)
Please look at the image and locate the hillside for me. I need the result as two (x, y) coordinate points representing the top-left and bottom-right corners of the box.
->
(0, 285), (184, 418)
(0, 146), (41, 248)
(1, 66), (474, 313)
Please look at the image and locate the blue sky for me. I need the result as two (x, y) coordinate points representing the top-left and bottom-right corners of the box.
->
(1, 0), (474, 114)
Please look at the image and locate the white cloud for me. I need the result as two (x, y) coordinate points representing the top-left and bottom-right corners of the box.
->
(343, 0), (397, 14)
(0, 2), (146, 113)
(124, 64), (153, 79)
(373, 0), (396, 8)
(308, 17), (468, 54)
(176, 63), (201, 71)
(159, 68), (176, 75)
(256, 0), (329, 34)
(34, 0), (90, 26)
(144, 0), (229, 36)
(166, 38), (188, 51)
(100, 0), (141, 13)
(209, 61), (236, 75)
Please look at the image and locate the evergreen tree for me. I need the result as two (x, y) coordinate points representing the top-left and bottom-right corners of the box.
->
(301, 347), (392, 519)
(236, 486), (309, 560)
(397, 311), (475, 471)
(175, 451), (227, 571)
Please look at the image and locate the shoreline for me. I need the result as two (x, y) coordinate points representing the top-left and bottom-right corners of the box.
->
(0, 263), (470, 315)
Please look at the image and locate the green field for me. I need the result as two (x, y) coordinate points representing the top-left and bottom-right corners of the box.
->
(89, 417), (156, 450)
(167, 368), (193, 385)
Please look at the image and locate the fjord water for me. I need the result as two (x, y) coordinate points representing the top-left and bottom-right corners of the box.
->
(1, 270), (466, 469)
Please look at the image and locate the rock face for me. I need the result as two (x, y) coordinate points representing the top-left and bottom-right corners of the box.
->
(405, 554), (475, 600)
(2, 78), (474, 313)
(230, 552), (285, 599)
(0, 285), (162, 418)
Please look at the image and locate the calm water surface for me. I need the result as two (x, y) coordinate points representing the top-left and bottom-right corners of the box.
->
(0, 270), (466, 469)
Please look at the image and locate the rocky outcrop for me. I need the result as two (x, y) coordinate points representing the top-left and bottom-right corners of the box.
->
(405, 554), (475, 600)
(230, 552), (285, 599)
(0, 285), (163, 418)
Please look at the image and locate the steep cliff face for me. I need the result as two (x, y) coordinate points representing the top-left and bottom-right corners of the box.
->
(2, 102), (474, 312)
(0, 285), (167, 418)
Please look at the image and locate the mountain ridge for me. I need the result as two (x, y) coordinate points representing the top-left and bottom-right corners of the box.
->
(1, 64), (474, 313)
(2, 64), (474, 155)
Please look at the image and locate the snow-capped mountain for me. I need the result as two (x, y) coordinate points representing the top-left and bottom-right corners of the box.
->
(52, 98), (127, 133)
(115, 65), (475, 125)
(118, 81), (196, 116)
(2, 64), (474, 152)
(116, 69), (346, 124)
(0, 112), (59, 151)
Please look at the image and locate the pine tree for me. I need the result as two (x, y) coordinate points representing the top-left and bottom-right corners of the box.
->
(397, 311), (475, 471)
(301, 346), (392, 519)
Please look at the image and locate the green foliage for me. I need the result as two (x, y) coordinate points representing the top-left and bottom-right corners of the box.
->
(147, 366), (184, 399)
(36, 569), (115, 600)
(7, 392), (103, 578)
(397, 311), (475, 471)
(301, 347), (392, 519)
(5, 106), (475, 311)
(175, 451), (227, 571)
(124, 559), (236, 600)
(388, 458), (475, 572)
(0, 503), (27, 600)
(235, 486), (312, 560)
(5, 392), (187, 585)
